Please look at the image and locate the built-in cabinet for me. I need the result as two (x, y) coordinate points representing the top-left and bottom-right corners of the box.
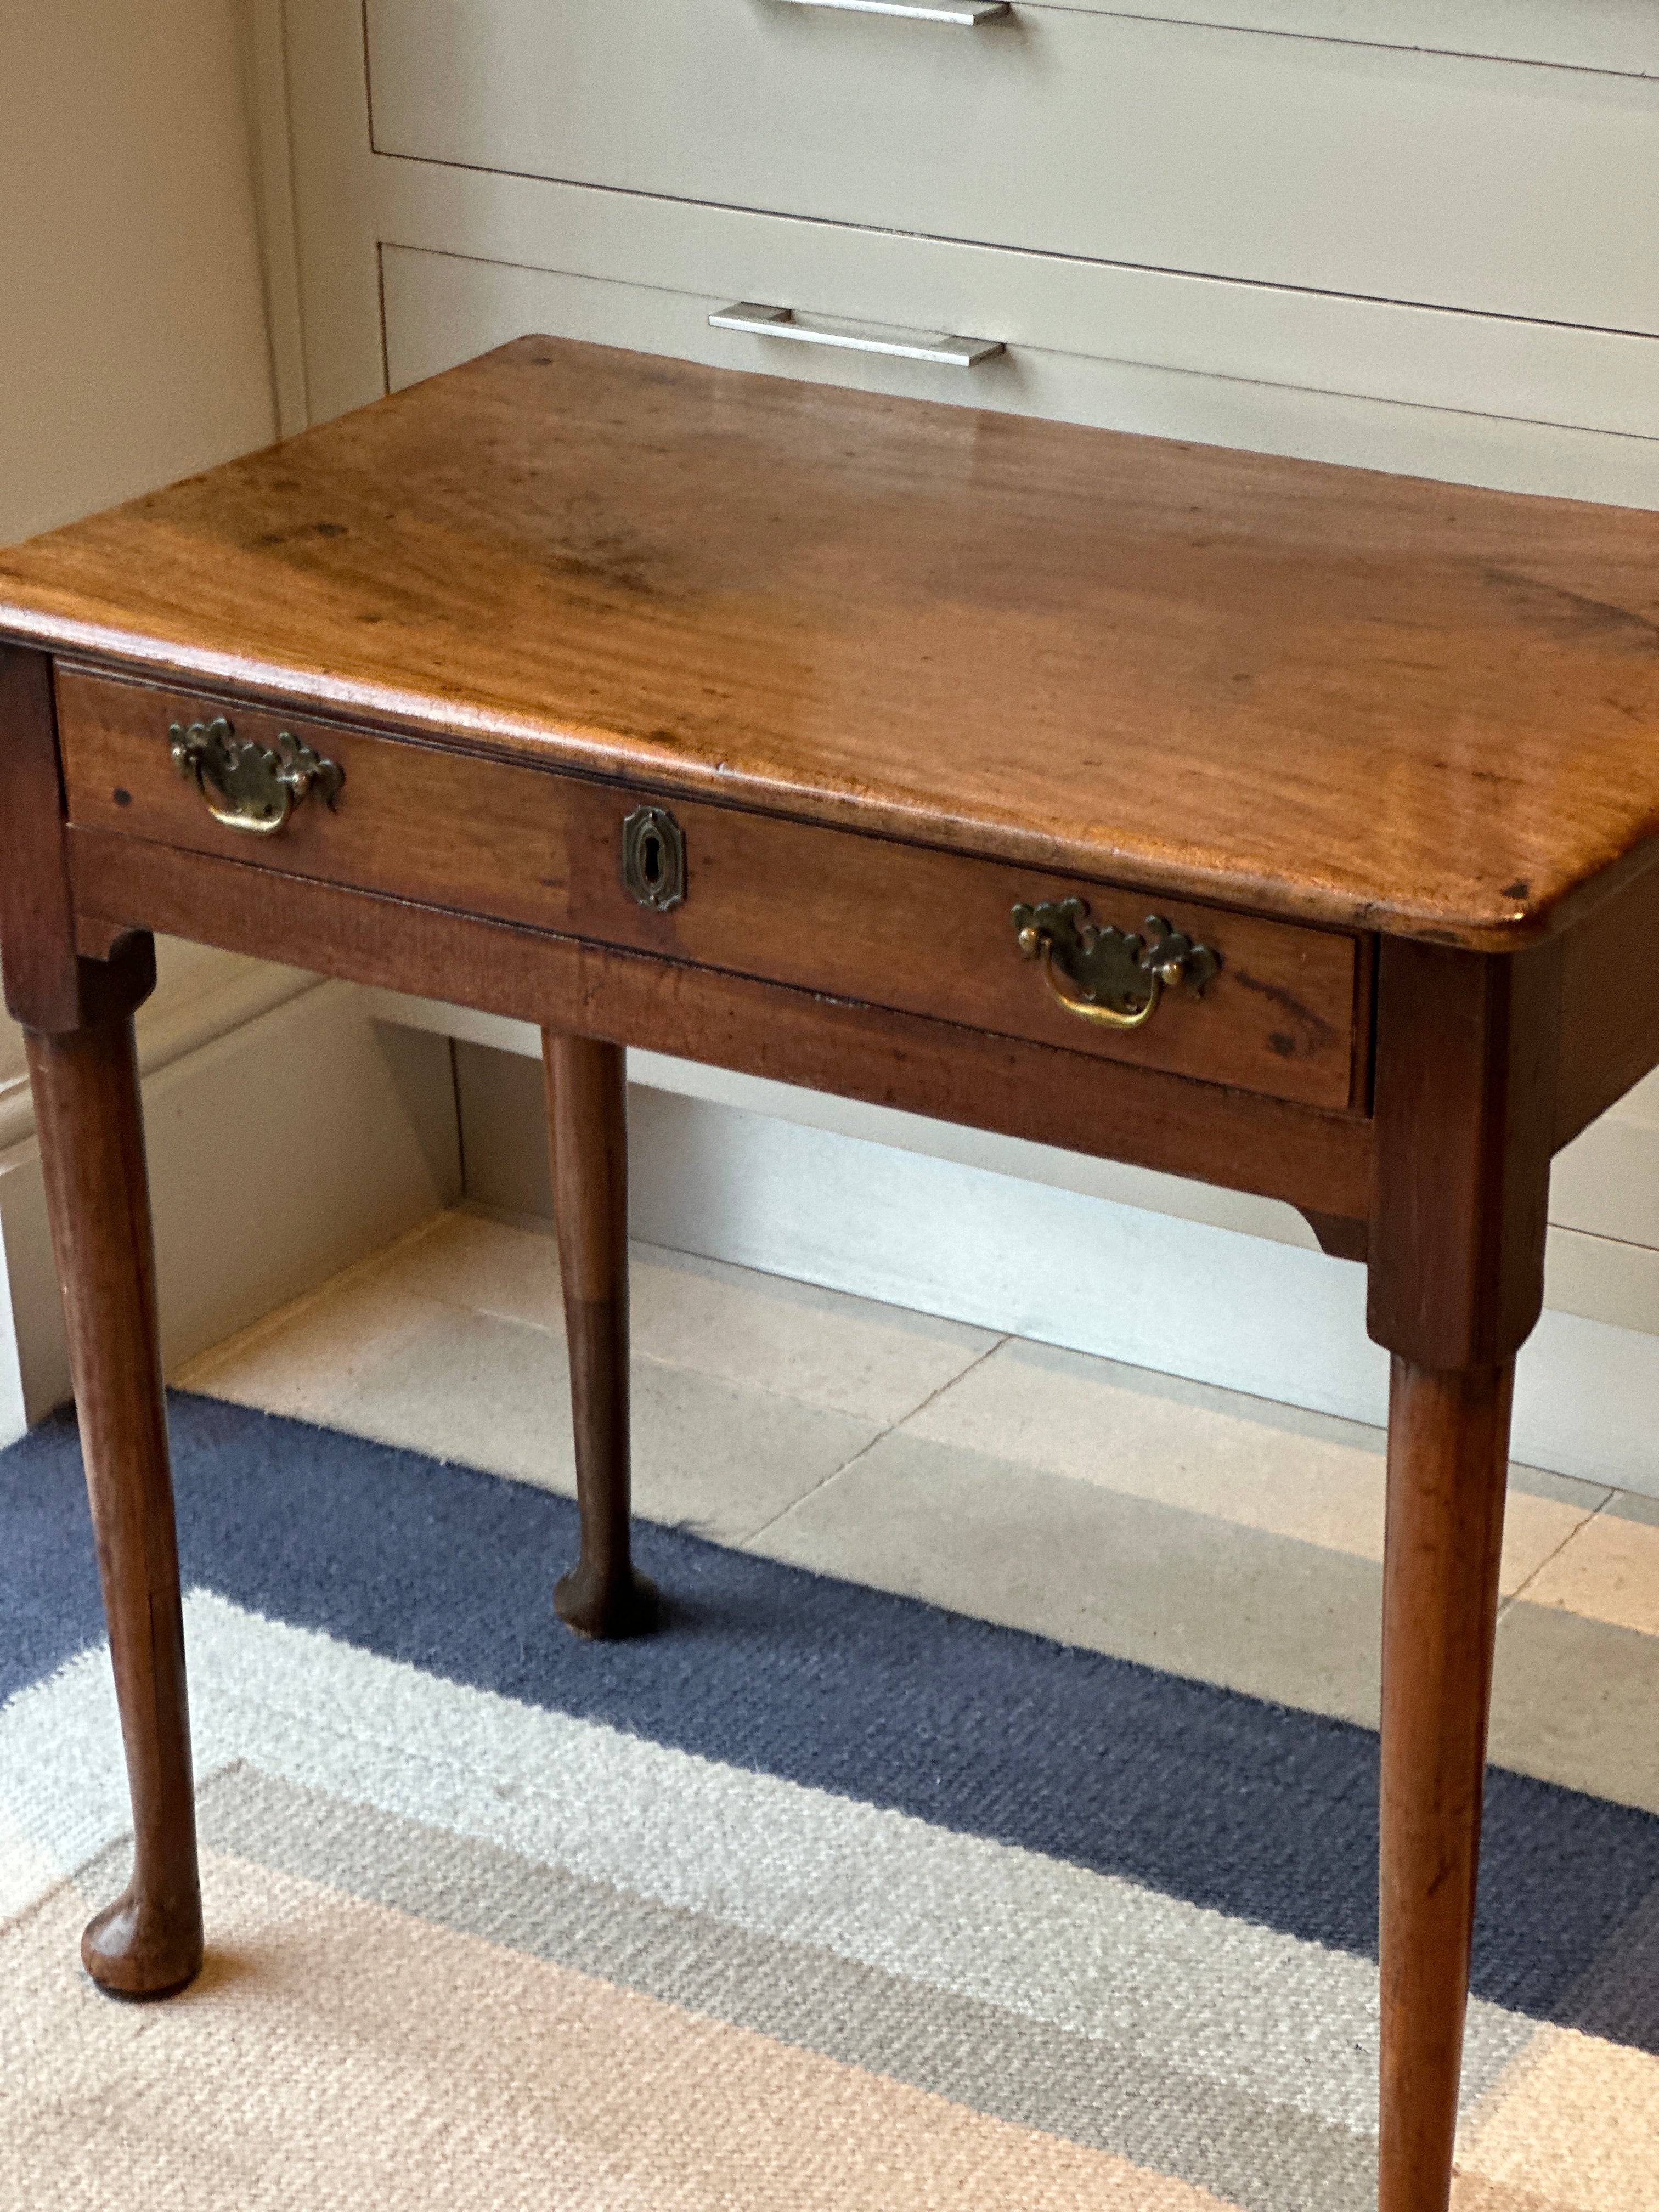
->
(248, 2), (1659, 1477)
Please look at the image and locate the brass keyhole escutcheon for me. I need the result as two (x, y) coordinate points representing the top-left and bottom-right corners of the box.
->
(621, 804), (686, 911)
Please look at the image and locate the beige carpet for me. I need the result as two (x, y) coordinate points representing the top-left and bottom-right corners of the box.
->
(9, 1802), (1655, 2212)
(6, 1215), (1658, 2209)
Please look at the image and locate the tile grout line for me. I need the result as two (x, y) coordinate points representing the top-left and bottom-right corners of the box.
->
(170, 1217), (458, 1390)
(172, 1226), (1659, 1663)
(332, 1221), (1013, 1430)
(1497, 1485), (1620, 1621)
(180, 1213), (1659, 1638)
(734, 1333), (1014, 1550)
(176, 1279), (484, 1398)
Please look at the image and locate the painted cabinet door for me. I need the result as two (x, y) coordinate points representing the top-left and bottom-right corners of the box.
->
(366, 0), (1659, 332)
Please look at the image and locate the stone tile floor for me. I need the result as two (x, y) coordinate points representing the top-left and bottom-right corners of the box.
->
(177, 1208), (1659, 1815)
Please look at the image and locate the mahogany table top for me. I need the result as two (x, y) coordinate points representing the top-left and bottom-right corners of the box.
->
(2, 337), (1656, 949)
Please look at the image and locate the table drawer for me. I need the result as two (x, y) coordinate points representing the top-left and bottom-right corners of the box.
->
(57, 669), (1364, 1110)
(365, 0), (1658, 336)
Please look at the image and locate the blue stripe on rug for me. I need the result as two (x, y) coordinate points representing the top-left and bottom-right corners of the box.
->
(6, 1389), (1658, 2051)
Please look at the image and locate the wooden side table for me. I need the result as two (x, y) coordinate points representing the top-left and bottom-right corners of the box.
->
(3, 339), (1656, 2211)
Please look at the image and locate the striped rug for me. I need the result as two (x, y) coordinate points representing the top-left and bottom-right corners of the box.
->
(3, 1392), (1656, 2209)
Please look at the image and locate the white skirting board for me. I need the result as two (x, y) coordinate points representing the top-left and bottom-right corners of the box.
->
(627, 1085), (1659, 1499)
(373, 990), (1659, 1500)
(0, 1206), (26, 1449)
(0, 977), (462, 1447)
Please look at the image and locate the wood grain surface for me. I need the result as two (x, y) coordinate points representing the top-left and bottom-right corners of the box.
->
(64, 823), (1374, 1217)
(1378, 1358), (1513, 2212)
(1554, 848), (1659, 1147)
(1368, 936), (1559, 1369)
(543, 1031), (658, 1640)
(29, 1011), (204, 1997)
(0, 645), (81, 1032)
(4, 339), (1657, 947)
(58, 667), (1363, 1110)
(0, 642), (159, 1036)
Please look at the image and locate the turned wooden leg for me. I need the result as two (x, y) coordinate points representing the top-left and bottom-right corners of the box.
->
(543, 1031), (658, 1639)
(28, 1015), (203, 1997)
(1379, 1358), (1512, 2210)
(1365, 933), (1561, 2211)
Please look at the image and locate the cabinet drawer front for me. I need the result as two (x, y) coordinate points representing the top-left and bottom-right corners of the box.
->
(365, 0), (1658, 335)
(58, 669), (1363, 1109)
(379, 245), (1659, 510)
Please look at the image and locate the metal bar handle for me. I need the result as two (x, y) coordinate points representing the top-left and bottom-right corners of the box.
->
(709, 303), (1004, 369)
(774, 0), (1010, 22)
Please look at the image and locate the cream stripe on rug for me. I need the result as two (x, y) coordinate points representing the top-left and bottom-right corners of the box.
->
(2, 1853), (1237, 2212)
(180, 1761), (1378, 2206)
(0, 1593), (1536, 2137)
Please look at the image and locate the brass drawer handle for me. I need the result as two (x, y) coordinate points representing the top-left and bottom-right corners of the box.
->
(1012, 898), (1220, 1031)
(168, 716), (343, 837)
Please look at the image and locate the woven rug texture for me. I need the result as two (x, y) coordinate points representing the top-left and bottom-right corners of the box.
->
(3, 1392), (1657, 2209)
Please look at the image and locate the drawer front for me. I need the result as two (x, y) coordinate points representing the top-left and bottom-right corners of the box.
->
(365, 0), (1659, 336)
(380, 246), (1659, 511)
(58, 669), (1363, 1110)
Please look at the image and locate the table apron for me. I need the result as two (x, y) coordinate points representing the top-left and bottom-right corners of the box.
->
(66, 822), (1372, 1221)
(54, 667), (1367, 1115)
